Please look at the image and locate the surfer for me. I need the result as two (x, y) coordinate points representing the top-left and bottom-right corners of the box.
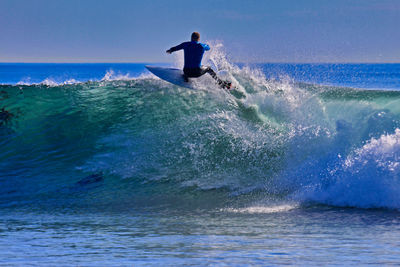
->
(166, 32), (232, 90)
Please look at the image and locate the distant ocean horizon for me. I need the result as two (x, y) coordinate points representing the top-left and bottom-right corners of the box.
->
(1, 62), (400, 90)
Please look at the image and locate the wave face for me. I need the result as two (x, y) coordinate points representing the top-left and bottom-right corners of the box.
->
(2, 59), (400, 211)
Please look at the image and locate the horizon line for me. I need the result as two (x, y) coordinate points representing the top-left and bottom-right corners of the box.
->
(1, 61), (400, 65)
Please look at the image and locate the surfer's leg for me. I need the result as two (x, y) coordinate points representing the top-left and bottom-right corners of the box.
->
(202, 67), (232, 90)
(201, 66), (217, 78)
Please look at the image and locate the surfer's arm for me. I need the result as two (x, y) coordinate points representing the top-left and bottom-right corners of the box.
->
(202, 43), (210, 51)
(166, 43), (185, 54)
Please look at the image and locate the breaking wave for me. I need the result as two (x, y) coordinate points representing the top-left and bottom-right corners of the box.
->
(2, 45), (400, 211)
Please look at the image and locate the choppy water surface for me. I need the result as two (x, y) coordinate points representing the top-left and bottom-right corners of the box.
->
(2, 207), (400, 265)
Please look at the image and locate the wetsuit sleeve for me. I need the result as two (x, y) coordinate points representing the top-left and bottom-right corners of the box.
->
(169, 42), (185, 52)
(202, 43), (210, 51)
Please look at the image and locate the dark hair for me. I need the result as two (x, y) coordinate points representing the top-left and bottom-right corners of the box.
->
(191, 32), (200, 41)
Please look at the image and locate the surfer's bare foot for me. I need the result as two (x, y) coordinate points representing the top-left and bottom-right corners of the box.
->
(222, 81), (232, 90)
(183, 75), (189, 82)
(217, 80), (232, 90)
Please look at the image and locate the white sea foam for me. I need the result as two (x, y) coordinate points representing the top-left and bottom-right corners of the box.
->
(344, 128), (400, 172)
(225, 204), (297, 214)
(16, 77), (82, 86)
(100, 69), (136, 81)
(14, 70), (152, 86)
(290, 129), (400, 209)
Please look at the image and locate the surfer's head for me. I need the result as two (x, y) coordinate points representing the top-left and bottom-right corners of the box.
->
(191, 32), (200, 42)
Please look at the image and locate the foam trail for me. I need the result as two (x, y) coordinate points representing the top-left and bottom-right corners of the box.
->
(225, 204), (298, 214)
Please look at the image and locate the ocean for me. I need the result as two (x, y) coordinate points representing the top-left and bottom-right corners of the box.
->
(2, 53), (400, 265)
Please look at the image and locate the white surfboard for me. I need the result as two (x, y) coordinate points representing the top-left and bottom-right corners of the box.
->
(145, 65), (214, 90)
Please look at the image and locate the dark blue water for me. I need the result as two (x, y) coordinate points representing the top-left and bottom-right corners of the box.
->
(0, 63), (150, 85)
(2, 62), (400, 90)
(2, 60), (400, 265)
(259, 63), (400, 90)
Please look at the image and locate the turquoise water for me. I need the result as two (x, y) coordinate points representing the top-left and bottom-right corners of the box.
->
(2, 58), (400, 265)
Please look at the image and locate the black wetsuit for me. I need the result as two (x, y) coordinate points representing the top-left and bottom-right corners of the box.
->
(168, 41), (231, 89)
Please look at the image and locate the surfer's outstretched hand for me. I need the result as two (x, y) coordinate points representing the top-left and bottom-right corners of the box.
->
(166, 49), (172, 54)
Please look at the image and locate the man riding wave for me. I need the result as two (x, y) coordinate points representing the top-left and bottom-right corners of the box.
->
(166, 32), (232, 90)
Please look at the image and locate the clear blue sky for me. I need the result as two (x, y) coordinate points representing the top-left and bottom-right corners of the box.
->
(1, 0), (399, 63)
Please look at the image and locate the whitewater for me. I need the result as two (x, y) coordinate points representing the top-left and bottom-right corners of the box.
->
(1, 46), (400, 265)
